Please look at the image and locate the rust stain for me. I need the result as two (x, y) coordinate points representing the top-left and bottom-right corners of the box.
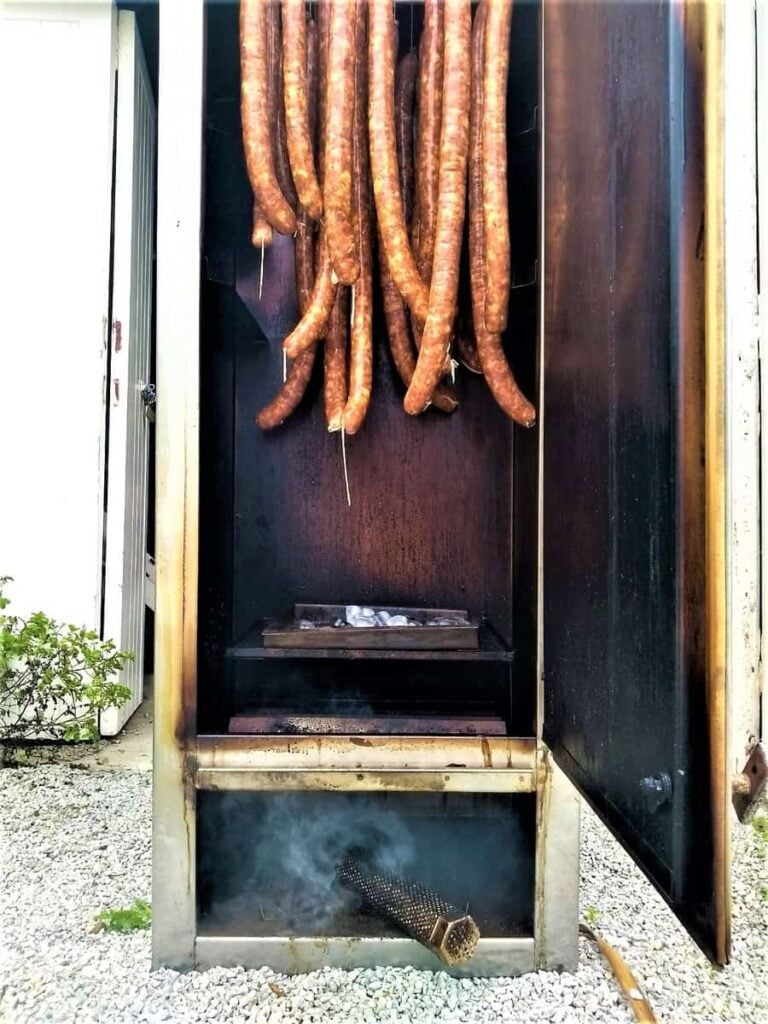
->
(113, 319), (122, 352)
(480, 737), (492, 768)
(113, 379), (120, 403)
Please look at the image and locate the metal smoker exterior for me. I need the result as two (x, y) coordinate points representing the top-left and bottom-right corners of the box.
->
(152, 0), (730, 976)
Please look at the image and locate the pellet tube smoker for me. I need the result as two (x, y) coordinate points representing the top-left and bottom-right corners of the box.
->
(153, 0), (733, 978)
(338, 856), (481, 967)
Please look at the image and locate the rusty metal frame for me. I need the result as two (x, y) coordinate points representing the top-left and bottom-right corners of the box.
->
(196, 768), (536, 794)
(534, 0), (580, 974)
(533, 750), (579, 971)
(151, 0), (578, 976)
(152, 0), (203, 971)
(196, 735), (536, 770)
(704, 0), (730, 966)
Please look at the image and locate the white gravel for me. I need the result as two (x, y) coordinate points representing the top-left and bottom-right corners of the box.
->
(0, 765), (766, 1023)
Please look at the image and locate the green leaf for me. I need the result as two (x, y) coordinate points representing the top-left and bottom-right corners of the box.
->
(0, 576), (134, 743)
(95, 899), (152, 933)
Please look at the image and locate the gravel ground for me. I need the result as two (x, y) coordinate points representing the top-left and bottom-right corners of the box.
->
(0, 766), (766, 1023)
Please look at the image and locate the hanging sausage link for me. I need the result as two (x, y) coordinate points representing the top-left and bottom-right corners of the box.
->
(404, 0), (472, 415)
(240, 0), (297, 236)
(368, 0), (430, 322)
(343, 3), (374, 435)
(469, 2), (535, 425)
(324, 0), (360, 285)
(482, 0), (513, 334)
(282, 0), (323, 220)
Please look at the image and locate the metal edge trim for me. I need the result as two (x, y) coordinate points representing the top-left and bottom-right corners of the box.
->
(193, 936), (535, 977)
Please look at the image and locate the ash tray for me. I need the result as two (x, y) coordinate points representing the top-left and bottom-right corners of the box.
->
(262, 604), (479, 650)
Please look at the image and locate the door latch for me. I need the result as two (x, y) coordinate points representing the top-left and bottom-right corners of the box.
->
(141, 384), (156, 422)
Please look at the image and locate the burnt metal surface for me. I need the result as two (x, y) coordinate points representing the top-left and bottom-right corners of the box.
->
(542, 1), (727, 962)
(731, 743), (768, 823)
(196, 734), (536, 771)
(227, 712), (507, 736)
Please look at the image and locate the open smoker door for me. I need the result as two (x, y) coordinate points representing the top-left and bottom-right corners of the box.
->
(541, 1), (729, 963)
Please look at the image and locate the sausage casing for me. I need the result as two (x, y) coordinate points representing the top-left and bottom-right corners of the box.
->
(378, 222), (458, 415)
(324, 286), (349, 432)
(240, 0), (297, 235)
(270, 2), (299, 212)
(414, 0), (444, 284)
(396, 52), (418, 230)
(283, 229), (337, 358)
(257, 345), (318, 430)
(368, 0), (430, 322)
(343, 4), (373, 435)
(482, 0), (513, 333)
(252, 199), (273, 249)
(404, 0), (471, 415)
(469, 3), (534, 425)
(324, 0), (359, 285)
(282, 0), (323, 219)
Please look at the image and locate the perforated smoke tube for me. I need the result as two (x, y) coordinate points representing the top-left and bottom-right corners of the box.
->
(337, 856), (480, 966)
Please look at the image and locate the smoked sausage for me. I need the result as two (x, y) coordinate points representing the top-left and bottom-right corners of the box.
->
(324, 286), (349, 432)
(283, 228), (337, 358)
(379, 232), (458, 414)
(282, 0), (323, 219)
(404, 0), (471, 415)
(252, 200), (273, 249)
(469, 3), (534, 425)
(240, 0), (297, 235)
(414, 0), (444, 284)
(368, 0), (430, 322)
(343, 4), (373, 435)
(256, 344), (318, 430)
(482, 0), (513, 333)
(324, 0), (359, 285)
(396, 52), (418, 230)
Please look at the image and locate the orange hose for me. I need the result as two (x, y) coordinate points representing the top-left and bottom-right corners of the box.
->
(579, 923), (658, 1024)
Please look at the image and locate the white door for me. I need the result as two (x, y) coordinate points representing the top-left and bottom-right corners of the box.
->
(101, 11), (156, 736)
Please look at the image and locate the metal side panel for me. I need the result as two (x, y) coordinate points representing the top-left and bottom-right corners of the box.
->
(534, 753), (579, 972)
(152, 0), (203, 971)
(541, 0), (729, 964)
(194, 936), (535, 978)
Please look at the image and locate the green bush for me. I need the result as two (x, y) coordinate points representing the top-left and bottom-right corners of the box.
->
(0, 577), (132, 743)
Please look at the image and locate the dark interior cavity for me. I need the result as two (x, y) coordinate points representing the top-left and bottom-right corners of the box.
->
(196, 0), (541, 738)
(197, 791), (537, 939)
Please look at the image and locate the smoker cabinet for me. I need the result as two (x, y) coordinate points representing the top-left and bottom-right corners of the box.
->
(153, 0), (729, 976)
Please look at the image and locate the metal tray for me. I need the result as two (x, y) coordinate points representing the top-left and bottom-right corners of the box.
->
(262, 604), (479, 650)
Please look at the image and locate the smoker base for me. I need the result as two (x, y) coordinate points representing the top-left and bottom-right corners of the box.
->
(194, 936), (535, 977)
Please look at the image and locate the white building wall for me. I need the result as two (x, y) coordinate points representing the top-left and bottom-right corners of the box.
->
(0, 1), (116, 627)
